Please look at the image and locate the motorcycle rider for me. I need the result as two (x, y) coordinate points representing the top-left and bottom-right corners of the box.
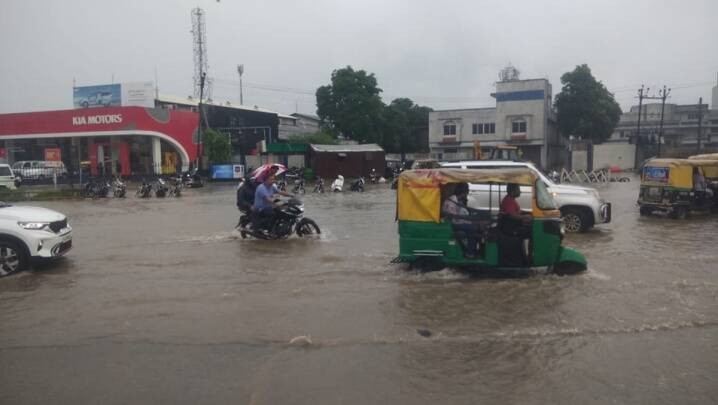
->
(253, 174), (293, 231)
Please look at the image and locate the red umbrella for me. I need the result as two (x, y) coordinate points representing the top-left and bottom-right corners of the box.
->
(251, 163), (287, 181)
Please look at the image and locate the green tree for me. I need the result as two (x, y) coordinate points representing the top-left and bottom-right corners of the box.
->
(382, 98), (432, 153)
(286, 131), (338, 145)
(203, 128), (231, 164)
(316, 66), (385, 144)
(555, 64), (622, 144)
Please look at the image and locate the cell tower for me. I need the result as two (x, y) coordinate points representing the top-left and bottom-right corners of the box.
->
(191, 7), (209, 98)
(498, 64), (520, 82)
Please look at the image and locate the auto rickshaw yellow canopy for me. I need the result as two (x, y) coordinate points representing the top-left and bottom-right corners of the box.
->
(643, 158), (718, 186)
(397, 168), (536, 223)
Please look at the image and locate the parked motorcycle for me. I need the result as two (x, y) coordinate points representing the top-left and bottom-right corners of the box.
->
(238, 198), (321, 240)
(350, 177), (365, 192)
(313, 177), (324, 193)
(331, 175), (344, 192)
(168, 175), (183, 197)
(136, 179), (153, 198)
(292, 177), (305, 194)
(82, 178), (110, 198)
(112, 177), (127, 198)
(155, 177), (168, 198)
(182, 169), (204, 188)
(369, 169), (378, 184)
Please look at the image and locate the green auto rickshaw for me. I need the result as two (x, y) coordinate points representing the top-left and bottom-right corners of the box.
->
(394, 168), (587, 274)
(638, 158), (718, 218)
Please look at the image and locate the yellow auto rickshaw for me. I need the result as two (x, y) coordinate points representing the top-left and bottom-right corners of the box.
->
(395, 168), (586, 274)
(638, 158), (718, 218)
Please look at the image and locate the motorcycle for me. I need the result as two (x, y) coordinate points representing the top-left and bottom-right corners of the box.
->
(182, 169), (204, 188)
(350, 177), (365, 192)
(292, 177), (305, 194)
(331, 175), (344, 192)
(155, 177), (168, 198)
(82, 178), (110, 198)
(112, 177), (127, 198)
(369, 169), (378, 184)
(168, 174), (183, 197)
(238, 198), (321, 240)
(136, 179), (153, 198)
(313, 177), (324, 193)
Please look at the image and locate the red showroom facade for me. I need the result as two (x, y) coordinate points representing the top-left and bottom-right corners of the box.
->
(0, 107), (199, 176)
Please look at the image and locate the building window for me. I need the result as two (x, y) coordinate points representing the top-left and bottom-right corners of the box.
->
(444, 148), (457, 153)
(443, 123), (457, 136)
(484, 123), (495, 134)
(512, 120), (527, 133)
(472, 123), (483, 134)
(687, 113), (701, 120)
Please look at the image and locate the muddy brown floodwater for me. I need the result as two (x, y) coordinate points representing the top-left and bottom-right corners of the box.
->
(1, 178), (717, 404)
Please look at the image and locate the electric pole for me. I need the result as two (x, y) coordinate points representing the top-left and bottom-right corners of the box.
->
(657, 86), (670, 157)
(197, 72), (206, 168)
(696, 97), (704, 153)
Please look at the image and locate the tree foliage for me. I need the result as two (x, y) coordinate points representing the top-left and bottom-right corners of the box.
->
(382, 98), (432, 153)
(204, 128), (231, 164)
(286, 131), (338, 145)
(555, 64), (622, 144)
(316, 66), (432, 152)
(316, 66), (385, 144)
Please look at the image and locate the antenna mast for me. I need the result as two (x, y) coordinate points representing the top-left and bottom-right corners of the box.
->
(191, 7), (209, 98)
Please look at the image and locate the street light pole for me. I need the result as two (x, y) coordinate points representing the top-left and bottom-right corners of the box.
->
(237, 64), (244, 105)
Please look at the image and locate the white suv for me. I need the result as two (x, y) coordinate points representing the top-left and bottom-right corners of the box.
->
(441, 161), (611, 232)
(0, 202), (72, 277)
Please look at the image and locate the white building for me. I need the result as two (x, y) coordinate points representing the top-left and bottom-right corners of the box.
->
(429, 73), (560, 168)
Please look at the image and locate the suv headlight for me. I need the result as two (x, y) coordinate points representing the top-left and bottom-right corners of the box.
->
(18, 221), (50, 231)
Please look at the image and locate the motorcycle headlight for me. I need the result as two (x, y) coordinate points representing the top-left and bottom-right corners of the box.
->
(18, 221), (50, 231)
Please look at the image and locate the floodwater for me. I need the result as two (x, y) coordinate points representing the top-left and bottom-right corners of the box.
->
(1, 179), (717, 404)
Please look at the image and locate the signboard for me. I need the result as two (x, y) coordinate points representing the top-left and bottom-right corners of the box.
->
(643, 166), (669, 183)
(233, 164), (245, 179)
(74, 84), (121, 108)
(121, 82), (154, 108)
(74, 82), (154, 109)
(45, 148), (62, 161)
(210, 165), (234, 179)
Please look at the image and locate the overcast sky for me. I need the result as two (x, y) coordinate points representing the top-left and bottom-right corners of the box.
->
(2, 0), (717, 115)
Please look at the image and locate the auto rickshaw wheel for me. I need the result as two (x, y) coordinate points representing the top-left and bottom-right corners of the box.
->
(551, 261), (587, 275)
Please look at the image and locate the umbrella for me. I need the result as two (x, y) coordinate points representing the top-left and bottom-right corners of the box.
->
(251, 163), (287, 182)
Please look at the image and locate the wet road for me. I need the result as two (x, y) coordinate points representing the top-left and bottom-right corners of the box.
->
(1, 179), (717, 404)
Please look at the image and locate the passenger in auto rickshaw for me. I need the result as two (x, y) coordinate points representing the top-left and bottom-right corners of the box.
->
(441, 182), (478, 257)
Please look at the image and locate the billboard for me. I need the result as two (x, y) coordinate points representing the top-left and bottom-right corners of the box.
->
(74, 84), (121, 108)
(121, 82), (154, 108)
(74, 82), (154, 109)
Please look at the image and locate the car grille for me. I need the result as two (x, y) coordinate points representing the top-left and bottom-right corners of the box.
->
(49, 219), (67, 233)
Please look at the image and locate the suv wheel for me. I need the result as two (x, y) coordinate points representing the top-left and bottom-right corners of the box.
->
(562, 208), (589, 233)
(0, 240), (28, 277)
